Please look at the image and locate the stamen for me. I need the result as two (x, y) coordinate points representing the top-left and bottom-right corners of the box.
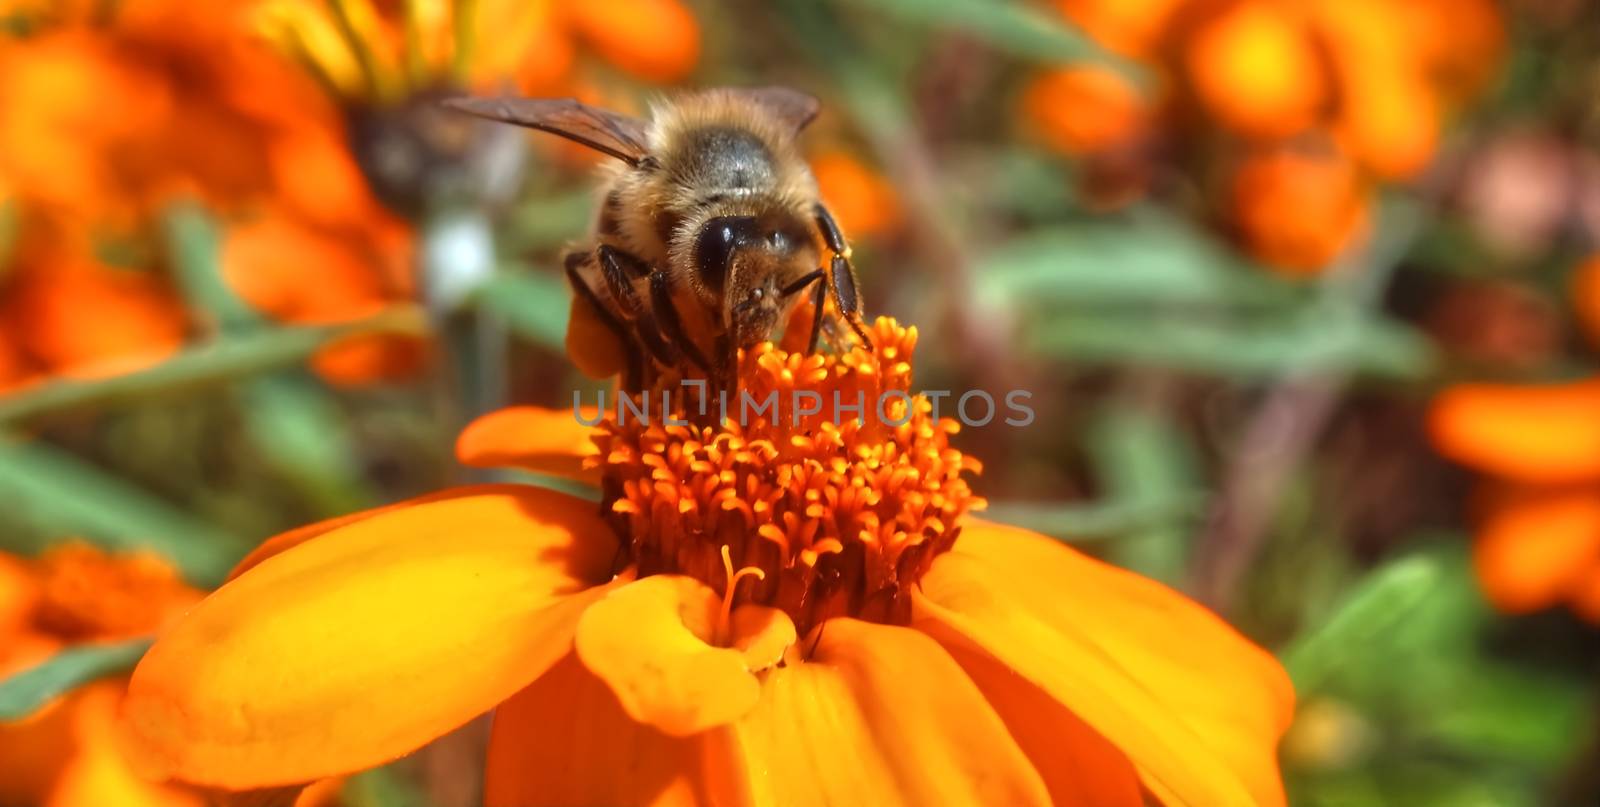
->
(592, 317), (983, 633)
(718, 544), (766, 645)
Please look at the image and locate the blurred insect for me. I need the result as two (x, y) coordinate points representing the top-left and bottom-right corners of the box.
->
(445, 87), (871, 392)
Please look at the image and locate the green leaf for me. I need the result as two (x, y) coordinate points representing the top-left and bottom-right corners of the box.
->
(835, 0), (1144, 81)
(976, 217), (1297, 310)
(346, 765), (436, 807)
(1282, 549), (1453, 695)
(473, 269), (570, 350)
(163, 202), (263, 332)
(240, 375), (380, 515)
(1415, 663), (1588, 766)
(1027, 305), (1434, 380)
(0, 638), (152, 720)
(500, 189), (602, 254)
(983, 494), (1202, 541)
(0, 309), (426, 425)
(0, 436), (249, 585)
(1086, 403), (1200, 584)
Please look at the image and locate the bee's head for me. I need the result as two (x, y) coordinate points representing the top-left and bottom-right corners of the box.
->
(693, 208), (820, 348)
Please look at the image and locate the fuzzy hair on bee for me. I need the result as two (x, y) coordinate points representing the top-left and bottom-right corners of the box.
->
(445, 86), (870, 393)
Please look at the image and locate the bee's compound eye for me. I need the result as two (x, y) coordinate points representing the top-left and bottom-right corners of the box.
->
(693, 215), (759, 294)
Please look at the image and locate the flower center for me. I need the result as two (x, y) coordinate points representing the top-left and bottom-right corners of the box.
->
(588, 317), (985, 634)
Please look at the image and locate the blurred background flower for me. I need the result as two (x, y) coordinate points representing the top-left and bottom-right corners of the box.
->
(0, 0), (1598, 805)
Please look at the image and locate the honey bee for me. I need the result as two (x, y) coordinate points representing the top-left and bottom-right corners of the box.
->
(445, 87), (870, 392)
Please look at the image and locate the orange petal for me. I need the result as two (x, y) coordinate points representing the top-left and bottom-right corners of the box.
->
(1186, 2), (1324, 139)
(485, 652), (713, 807)
(937, 640), (1143, 806)
(228, 484), (529, 581)
(913, 521), (1294, 807)
(0, 688), (74, 805)
(564, 0), (699, 83)
(0, 551), (40, 638)
(574, 575), (782, 736)
(1020, 65), (1147, 156)
(1472, 488), (1600, 614)
(457, 406), (601, 485)
(122, 486), (620, 789)
(46, 681), (204, 807)
(1573, 255), (1600, 350)
(706, 618), (1052, 807)
(1430, 379), (1600, 484)
(1569, 562), (1600, 624)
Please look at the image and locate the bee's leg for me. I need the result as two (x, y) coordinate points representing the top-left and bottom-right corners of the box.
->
(596, 244), (680, 368)
(564, 253), (643, 392)
(648, 269), (712, 374)
(812, 203), (873, 350)
(779, 268), (827, 354)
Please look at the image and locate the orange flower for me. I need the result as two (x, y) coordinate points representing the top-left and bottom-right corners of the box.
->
(1430, 380), (1600, 620)
(1230, 144), (1369, 274)
(0, 544), (202, 807)
(256, 0), (699, 107)
(0, 239), (188, 386)
(221, 208), (424, 385)
(122, 318), (1293, 805)
(0, 2), (416, 386)
(1046, 0), (1502, 181)
(1022, 65), (1149, 155)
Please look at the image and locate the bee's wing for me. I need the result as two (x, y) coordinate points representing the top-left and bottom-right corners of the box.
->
(443, 97), (651, 165)
(721, 86), (821, 133)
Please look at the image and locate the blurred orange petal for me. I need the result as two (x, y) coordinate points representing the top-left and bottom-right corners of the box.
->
(707, 618), (1051, 805)
(1571, 255), (1600, 350)
(457, 405), (601, 484)
(1569, 562), (1600, 624)
(1232, 145), (1368, 275)
(0, 692), (75, 805)
(3, 256), (187, 377)
(0, 551), (40, 638)
(914, 520), (1293, 807)
(46, 682), (204, 807)
(1430, 379), (1600, 484)
(485, 651), (711, 807)
(811, 152), (902, 238)
(1022, 65), (1147, 156)
(1186, 2), (1324, 139)
(1315, 0), (1440, 179)
(32, 543), (200, 641)
(564, 0), (700, 83)
(1055, 0), (1183, 57)
(1472, 487), (1600, 614)
(222, 215), (389, 325)
(309, 332), (429, 385)
(469, 0), (575, 94)
(123, 487), (619, 788)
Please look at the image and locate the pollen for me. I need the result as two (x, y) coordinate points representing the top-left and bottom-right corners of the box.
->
(587, 316), (986, 634)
